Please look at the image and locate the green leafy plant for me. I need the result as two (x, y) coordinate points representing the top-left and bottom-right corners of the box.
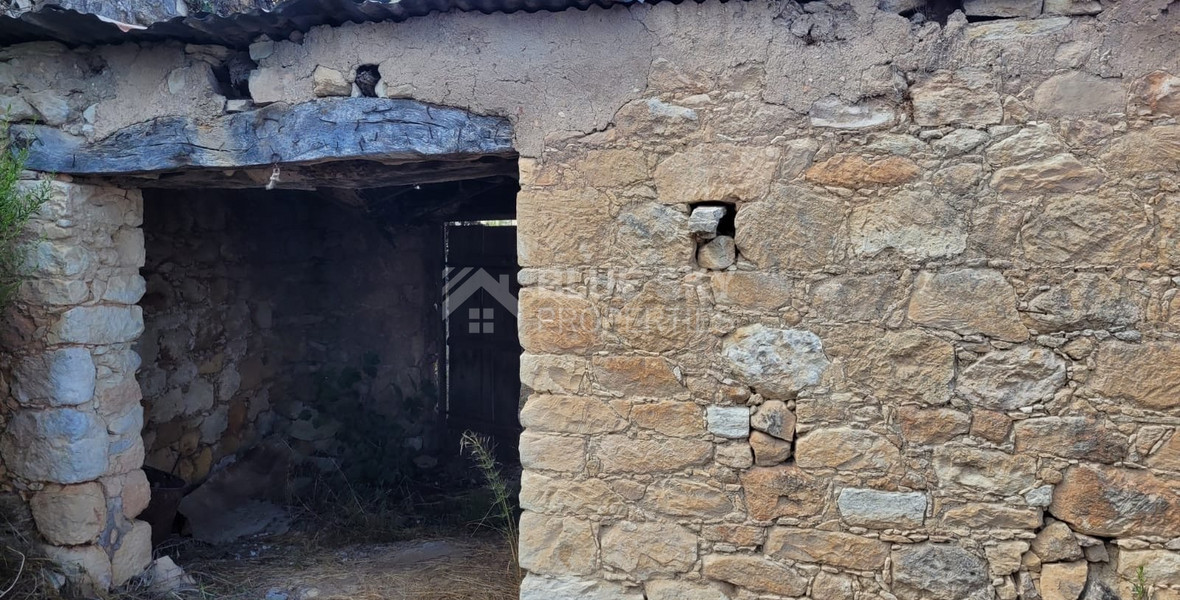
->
(460, 431), (521, 581)
(1132, 565), (1151, 600)
(0, 119), (50, 312)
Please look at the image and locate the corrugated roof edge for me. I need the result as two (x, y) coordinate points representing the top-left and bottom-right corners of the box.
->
(0, 0), (679, 49)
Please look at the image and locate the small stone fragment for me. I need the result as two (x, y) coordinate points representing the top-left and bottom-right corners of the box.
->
(750, 430), (792, 466)
(312, 66), (351, 97)
(1039, 561), (1087, 600)
(697, 236), (735, 270)
(688, 206), (726, 239)
(750, 400), (795, 441)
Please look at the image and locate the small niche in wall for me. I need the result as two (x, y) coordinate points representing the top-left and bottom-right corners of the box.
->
(689, 201), (737, 271)
(355, 64), (381, 97)
(211, 52), (256, 100)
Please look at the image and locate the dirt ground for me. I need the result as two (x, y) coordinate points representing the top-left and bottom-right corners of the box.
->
(170, 531), (520, 600)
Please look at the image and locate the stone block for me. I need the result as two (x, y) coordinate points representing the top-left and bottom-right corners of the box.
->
(811, 273), (903, 324)
(733, 185), (844, 270)
(1043, 0), (1102, 14)
(840, 328), (955, 405)
(850, 192), (967, 261)
(741, 466), (825, 521)
(645, 579), (730, 600)
(519, 432), (586, 472)
(720, 325), (829, 400)
(312, 66), (350, 97)
(908, 269), (1027, 342)
(519, 395), (625, 434)
(985, 541), (1029, 577)
(688, 205), (725, 239)
(520, 575), (643, 600)
(1040, 561), (1087, 600)
(891, 543), (992, 600)
(964, 0), (1042, 17)
(642, 479), (732, 519)
(701, 554), (809, 596)
(519, 472), (626, 517)
(601, 521), (697, 578)
(49, 305), (144, 345)
(1050, 464), (1180, 537)
(1031, 521), (1083, 563)
(991, 154), (1104, 194)
(939, 503), (1042, 530)
(1118, 550), (1180, 587)
(1, 408), (108, 483)
(1014, 417), (1128, 464)
(1089, 341), (1180, 411)
(749, 431), (792, 466)
(766, 527), (889, 571)
(933, 446), (1036, 495)
(1025, 273), (1143, 331)
(1033, 72), (1124, 117)
(42, 544), (112, 594)
(795, 427), (900, 472)
(30, 482), (106, 545)
(13, 347), (95, 407)
(1131, 71), (1180, 116)
(957, 345), (1068, 411)
(654, 144), (779, 204)
(591, 355), (682, 397)
(518, 513), (596, 576)
(837, 488), (927, 529)
(750, 400), (794, 441)
(520, 354), (587, 395)
(616, 202), (694, 266)
(629, 401), (704, 437)
(711, 272), (796, 311)
(111, 520), (152, 586)
(911, 70), (1003, 127)
(518, 288), (599, 353)
(706, 406), (749, 439)
(697, 236), (735, 270)
(808, 96), (896, 129)
(595, 435), (712, 474)
(898, 406), (970, 445)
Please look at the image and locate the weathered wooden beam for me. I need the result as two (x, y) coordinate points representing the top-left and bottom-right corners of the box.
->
(17, 98), (516, 177)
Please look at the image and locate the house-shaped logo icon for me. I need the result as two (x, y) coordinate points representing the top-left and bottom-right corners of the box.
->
(442, 267), (517, 333)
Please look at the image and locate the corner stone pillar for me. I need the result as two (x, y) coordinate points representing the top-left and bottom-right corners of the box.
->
(0, 179), (151, 592)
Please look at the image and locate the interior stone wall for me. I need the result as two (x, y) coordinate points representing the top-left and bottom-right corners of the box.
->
(138, 190), (443, 485)
(2, 0), (1180, 598)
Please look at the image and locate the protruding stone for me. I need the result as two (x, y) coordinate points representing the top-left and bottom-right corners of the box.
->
(697, 236), (735, 270)
(720, 325), (829, 399)
(892, 543), (992, 600)
(701, 554), (809, 596)
(837, 488), (927, 529)
(908, 269), (1027, 342)
(688, 206), (726, 239)
(706, 406), (749, 439)
(750, 431), (792, 466)
(1031, 521), (1083, 563)
(957, 346), (1068, 411)
(750, 401), (794, 441)
(809, 96), (897, 129)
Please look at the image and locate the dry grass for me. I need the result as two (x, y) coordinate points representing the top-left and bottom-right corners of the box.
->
(179, 531), (520, 600)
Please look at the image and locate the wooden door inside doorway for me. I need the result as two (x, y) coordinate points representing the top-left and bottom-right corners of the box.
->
(443, 222), (521, 463)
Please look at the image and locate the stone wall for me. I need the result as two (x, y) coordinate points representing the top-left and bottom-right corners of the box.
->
(138, 190), (443, 485)
(2, 0), (1180, 597)
(0, 179), (151, 592)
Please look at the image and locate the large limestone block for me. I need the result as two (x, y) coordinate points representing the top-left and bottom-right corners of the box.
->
(1, 408), (108, 483)
(518, 288), (599, 353)
(520, 575), (643, 600)
(740, 465), (825, 521)
(1039, 561), (1088, 600)
(1014, 417), (1128, 464)
(795, 427), (900, 472)
(1050, 464), (1180, 537)
(642, 479), (733, 519)
(30, 482), (106, 545)
(1089, 341), (1180, 411)
(720, 324), (829, 399)
(616, 279), (713, 353)
(519, 395), (625, 434)
(1033, 72), (1125, 117)
(805, 154), (919, 188)
(701, 554), (809, 596)
(49, 306), (144, 345)
(1025, 273), (1143, 331)
(111, 520), (152, 586)
(645, 579), (731, 600)
(601, 521), (697, 579)
(629, 401), (705, 437)
(733, 185), (844, 270)
(1021, 193), (1151, 265)
(957, 346), (1067, 411)
(933, 446), (1037, 495)
(518, 513), (596, 576)
(850, 191), (968, 261)
(809, 96), (897, 129)
(518, 432), (586, 472)
(765, 527), (889, 571)
(908, 269), (1027, 342)
(517, 188), (614, 267)
(519, 472), (627, 517)
(911, 70), (1003, 127)
(891, 543), (992, 600)
(591, 355), (683, 397)
(594, 435), (712, 474)
(654, 144), (779, 204)
(12, 347), (95, 407)
(837, 488), (927, 529)
(615, 202), (694, 267)
(839, 328), (955, 405)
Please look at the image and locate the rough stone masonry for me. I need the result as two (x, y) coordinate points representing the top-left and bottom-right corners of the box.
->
(1, 0), (1180, 598)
